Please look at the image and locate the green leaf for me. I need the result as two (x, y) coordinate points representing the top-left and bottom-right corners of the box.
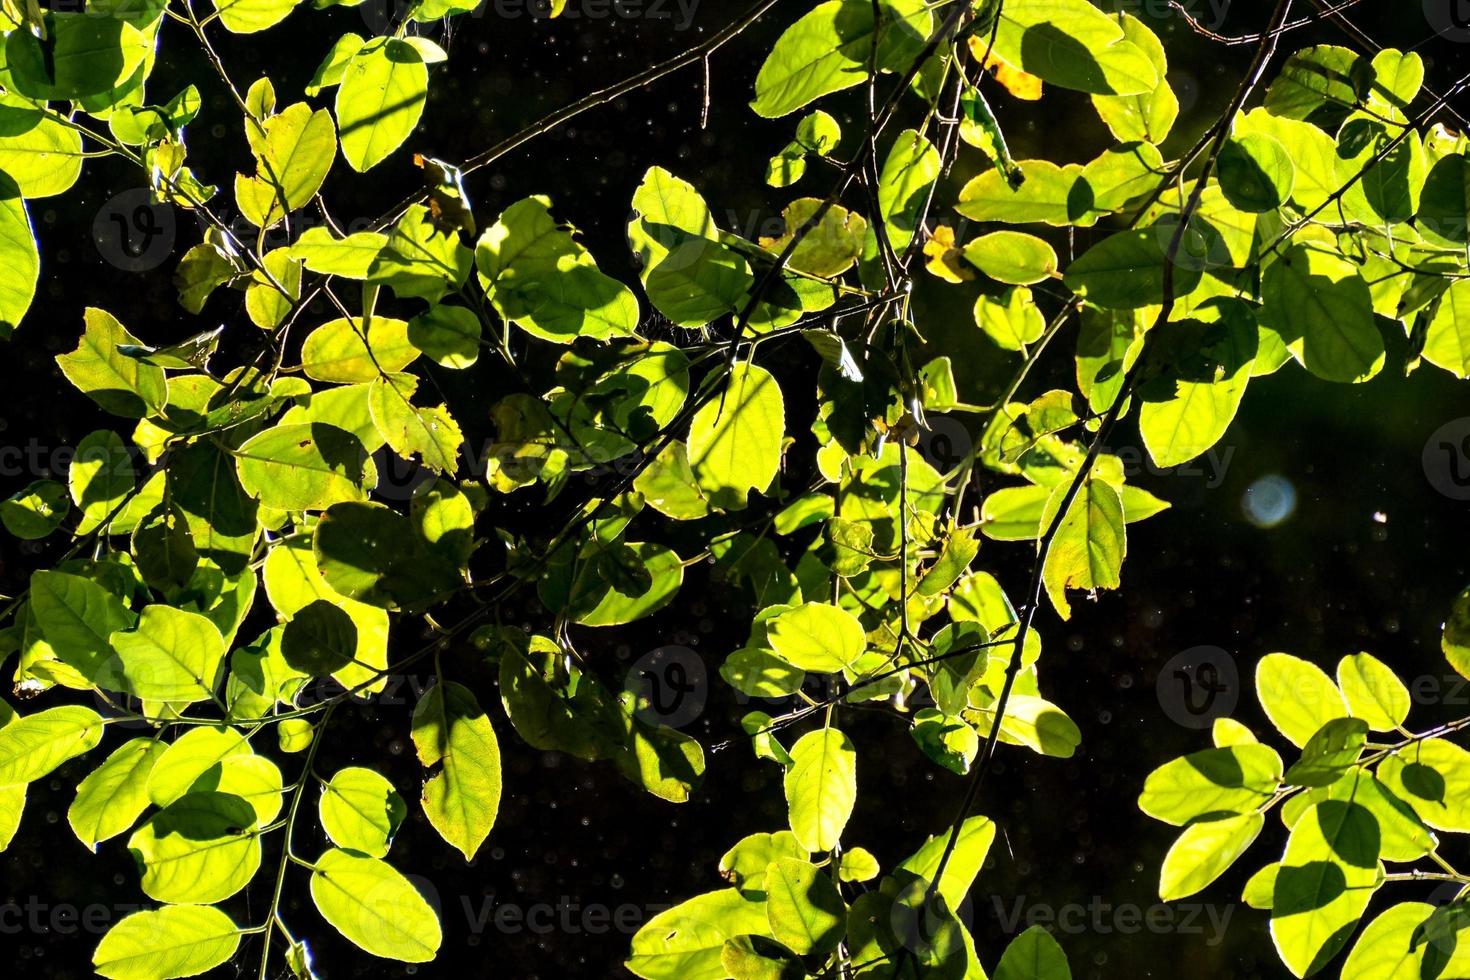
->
(1243, 863), (1279, 910)
(1064, 228), (1200, 309)
(195, 755), (283, 824)
(1335, 116), (1426, 225)
(839, 847), (880, 882)
(1322, 771), (1436, 862)
(1378, 737), (1470, 832)
(766, 602), (864, 673)
(1138, 305), (1257, 467)
(1286, 717), (1369, 788)
(750, 0), (933, 118)
(764, 857), (845, 957)
(894, 814), (995, 911)
(1264, 45), (1368, 123)
(784, 727), (856, 852)
(169, 441), (261, 575)
(211, 0), (297, 33)
(645, 237), (753, 328)
(917, 527), (979, 598)
(236, 103), (336, 227)
(720, 935), (804, 980)
(278, 718), (314, 753)
(635, 440), (711, 521)
(873, 128), (939, 254)
(721, 647), (806, 698)
(307, 34), (366, 97)
(626, 889), (770, 979)
(367, 204), (473, 302)
(1256, 652), (1349, 747)
(1420, 153), (1470, 243)
(1261, 243), (1383, 383)
(974, 286), (1045, 352)
(30, 569), (134, 682)
(0, 704), (104, 784)
(1159, 811), (1264, 901)
(69, 429), (134, 534)
(1423, 278), (1470, 378)
(969, 694), (1081, 759)
(1, 480), (67, 539)
(1337, 652), (1410, 732)
(956, 159), (1099, 226)
(1138, 744), (1284, 825)
(127, 791), (262, 903)
(1446, 584), (1470, 680)
(106, 605), (226, 703)
(56, 308), (168, 418)
(235, 422), (375, 512)
(994, 924), (1072, 980)
(962, 231), (1058, 285)
(264, 538), (390, 693)
(410, 478), (475, 565)
(291, 227), (389, 278)
(1040, 476), (1124, 619)
(991, 0), (1158, 95)
(627, 167), (750, 328)
(475, 195), (640, 342)
(1340, 902), (1442, 980)
(0, 780), (21, 853)
(1217, 133), (1295, 213)
(130, 506), (198, 595)
(614, 710), (706, 803)
(300, 315), (418, 382)
(0, 172), (37, 335)
(408, 304), (481, 368)
(411, 680), (502, 860)
(3, 13), (150, 101)
(688, 363), (785, 510)
(1091, 13), (1177, 143)
(319, 766), (406, 858)
(336, 38), (428, 172)
(718, 831), (808, 895)
(828, 515), (876, 577)
(367, 374), (463, 473)
(173, 243), (236, 314)
(1236, 108), (1341, 212)
(280, 599), (359, 677)
(0, 100), (84, 198)
(146, 726), (252, 808)
(1081, 139), (1158, 211)
(1271, 800), (1382, 977)
(93, 905), (243, 980)
(758, 198), (867, 278)
(309, 848), (443, 962)
(313, 500), (463, 610)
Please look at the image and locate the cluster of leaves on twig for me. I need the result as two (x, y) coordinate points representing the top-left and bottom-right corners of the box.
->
(2, 0), (1470, 977)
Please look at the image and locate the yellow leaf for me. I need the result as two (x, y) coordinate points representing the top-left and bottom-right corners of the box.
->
(923, 225), (974, 283)
(969, 36), (1044, 101)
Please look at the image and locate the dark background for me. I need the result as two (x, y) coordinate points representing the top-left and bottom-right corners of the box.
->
(3, 0), (1470, 977)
